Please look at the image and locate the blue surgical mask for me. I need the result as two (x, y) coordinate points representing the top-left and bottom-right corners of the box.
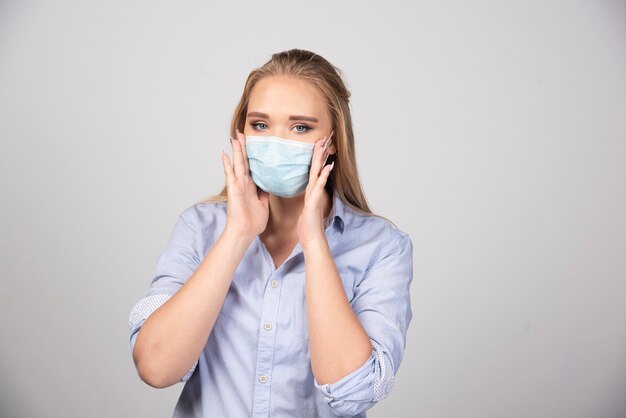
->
(245, 135), (314, 198)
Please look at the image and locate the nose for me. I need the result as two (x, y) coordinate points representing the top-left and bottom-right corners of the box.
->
(270, 126), (291, 138)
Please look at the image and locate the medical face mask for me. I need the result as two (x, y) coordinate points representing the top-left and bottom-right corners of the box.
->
(245, 135), (315, 198)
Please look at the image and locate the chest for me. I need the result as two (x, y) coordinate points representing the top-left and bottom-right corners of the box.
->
(218, 250), (359, 340)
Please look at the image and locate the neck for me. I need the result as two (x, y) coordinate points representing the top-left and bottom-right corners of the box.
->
(265, 189), (333, 236)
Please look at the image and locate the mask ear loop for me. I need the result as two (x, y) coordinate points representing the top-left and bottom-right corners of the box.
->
(322, 130), (334, 167)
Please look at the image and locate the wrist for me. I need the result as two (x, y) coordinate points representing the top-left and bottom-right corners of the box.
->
(221, 226), (256, 249)
(300, 230), (327, 253)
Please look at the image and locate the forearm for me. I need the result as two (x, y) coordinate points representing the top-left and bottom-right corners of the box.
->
(134, 228), (253, 388)
(303, 235), (372, 385)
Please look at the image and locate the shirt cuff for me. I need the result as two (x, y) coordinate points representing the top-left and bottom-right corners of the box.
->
(313, 338), (394, 416)
(180, 360), (198, 382)
(128, 294), (173, 331)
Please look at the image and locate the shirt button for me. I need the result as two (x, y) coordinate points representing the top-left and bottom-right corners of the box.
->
(259, 375), (268, 383)
(264, 322), (272, 330)
(271, 280), (278, 288)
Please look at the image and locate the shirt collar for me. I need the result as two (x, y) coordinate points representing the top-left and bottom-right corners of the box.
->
(323, 189), (346, 234)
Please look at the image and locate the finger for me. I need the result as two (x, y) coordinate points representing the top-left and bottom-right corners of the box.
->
(221, 150), (235, 186)
(231, 135), (245, 180)
(314, 160), (334, 192)
(320, 134), (332, 164)
(236, 128), (250, 175)
(308, 137), (326, 185)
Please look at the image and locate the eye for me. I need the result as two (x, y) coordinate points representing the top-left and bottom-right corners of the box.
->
(293, 124), (311, 133)
(251, 121), (268, 131)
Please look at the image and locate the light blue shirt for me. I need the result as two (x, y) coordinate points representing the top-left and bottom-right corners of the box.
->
(128, 190), (414, 417)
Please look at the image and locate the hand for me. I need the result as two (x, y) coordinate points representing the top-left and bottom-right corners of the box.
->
(221, 129), (269, 240)
(296, 135), (335, 247)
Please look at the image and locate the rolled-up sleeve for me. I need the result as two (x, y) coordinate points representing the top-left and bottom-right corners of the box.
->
(313, 230), (414, 416)
(128, 212), (202, 383)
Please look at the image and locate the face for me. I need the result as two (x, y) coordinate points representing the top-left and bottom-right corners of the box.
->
(244, 75), (337, 155)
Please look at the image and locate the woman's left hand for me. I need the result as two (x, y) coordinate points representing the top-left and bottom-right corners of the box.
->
(296, 136), (334, 248)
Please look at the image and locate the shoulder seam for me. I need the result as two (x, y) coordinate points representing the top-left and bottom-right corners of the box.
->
(365, 226), (407, 275)
(178, 212), (196, 233)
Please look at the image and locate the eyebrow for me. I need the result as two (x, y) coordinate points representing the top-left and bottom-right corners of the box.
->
(246, 111), (319, 123)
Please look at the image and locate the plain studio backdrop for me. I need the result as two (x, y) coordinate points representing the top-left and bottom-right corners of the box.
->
(1, 0), (625, 417)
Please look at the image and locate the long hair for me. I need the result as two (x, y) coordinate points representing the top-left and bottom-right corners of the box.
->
(198, 48), (390, 223)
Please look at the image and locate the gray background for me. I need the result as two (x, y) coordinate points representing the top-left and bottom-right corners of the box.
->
(1, 0), (625, 417)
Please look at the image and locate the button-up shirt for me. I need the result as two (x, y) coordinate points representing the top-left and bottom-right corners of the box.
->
(128, 190), (414, 417)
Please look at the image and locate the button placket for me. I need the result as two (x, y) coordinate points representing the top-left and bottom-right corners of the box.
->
(251, 270), (283, 417)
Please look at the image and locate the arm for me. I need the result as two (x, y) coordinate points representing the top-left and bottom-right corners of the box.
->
(303, 235), (373, 384)
(132, 224), (253, 388)
(304, 229), (414, 416)
(296, 139), (414, 416)
(298, 140), (371, 384)
(130, 130), (268, 388)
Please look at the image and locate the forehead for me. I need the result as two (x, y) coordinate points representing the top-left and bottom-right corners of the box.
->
(248, 75), (327, 117)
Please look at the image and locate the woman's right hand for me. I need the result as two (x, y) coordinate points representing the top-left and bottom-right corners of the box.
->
(221, 128), (269, 240)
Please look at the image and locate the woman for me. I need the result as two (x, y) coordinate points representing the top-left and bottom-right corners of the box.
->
(128, 49), (414, 418)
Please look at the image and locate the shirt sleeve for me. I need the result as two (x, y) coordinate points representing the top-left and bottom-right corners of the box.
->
(128, 212), (202, 383)
(313, 230), (414, 416)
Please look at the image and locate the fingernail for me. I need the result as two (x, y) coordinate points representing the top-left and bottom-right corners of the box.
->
(236, 128), (240, 137)
(330, 161), (335, 171)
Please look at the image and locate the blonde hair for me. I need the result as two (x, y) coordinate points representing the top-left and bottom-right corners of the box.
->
(197, 49), (394, 225)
